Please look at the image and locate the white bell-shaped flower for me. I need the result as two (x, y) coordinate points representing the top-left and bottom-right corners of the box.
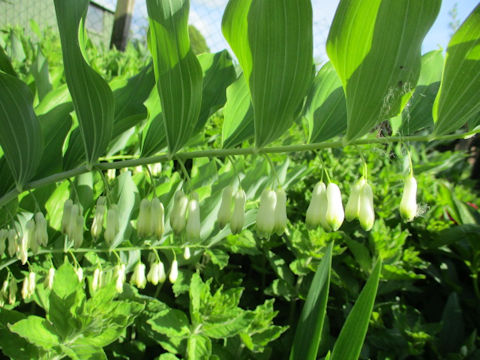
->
(92, 267), (102, 292)
(217, 186), (233, 228)
(75, 267), (84, 283)
(21, 275), (29, 300)
(230, 189), (246, 235)
(274, 188), (288, 236)
(105, 205), (119, 245)
(184, 247), (191, 260)
(137, 198), (152, 237)
(61, 199), (73, 234)
(131, 262), (147, 289)
(358, 182), (375, 231)
(151, 198), (165, 239)
(400, 174), (417, 221)
(7, 229), (17, 257)
(186, 193), (201, 241)
(45, 267), (55, 290)
(27, 272), (36, 296)
(34, 212), (48, 247)
(345, 178), (365, 222)
(9, 278), (17, 304)
(91, 197), (106, 239)
(169, 259), (179, 284)
(256, 189), (277, 239)
(306, 182), (329, 230)
(147, 262), (166, 285)
(115, 264), (126, 293)
(72, 213), (84, 249)
(170, 190), (189, 235)
(325, 183), (344, 231)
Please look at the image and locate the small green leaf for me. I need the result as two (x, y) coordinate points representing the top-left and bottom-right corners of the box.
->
(305, 62), (347, 143)
(331, 258), (383, 360)
(9, 316), (60, 351)
(187, 334), (211, 360)
(54, 0), (114, 167)
(30, 46), (52, 102)
(290, 242), (333, 360)
(146, 0), (203, 153)
(327, 0), (441, 141)
(0, 72), (43, 190)
(433, 4), (480, 135)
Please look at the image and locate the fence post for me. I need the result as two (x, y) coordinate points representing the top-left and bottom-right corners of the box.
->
(110, 0), (136, 51)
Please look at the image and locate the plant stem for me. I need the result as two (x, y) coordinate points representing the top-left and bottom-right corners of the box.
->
(0, 130), (478, 208)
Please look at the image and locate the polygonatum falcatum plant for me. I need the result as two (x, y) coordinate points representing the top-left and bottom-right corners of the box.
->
(0, 0), (480, 359)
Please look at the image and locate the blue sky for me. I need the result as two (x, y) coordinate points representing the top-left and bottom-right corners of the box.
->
(97, 0), (479, 62)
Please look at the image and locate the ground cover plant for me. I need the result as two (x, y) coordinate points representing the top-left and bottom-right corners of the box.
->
(0, 0), (480, 359)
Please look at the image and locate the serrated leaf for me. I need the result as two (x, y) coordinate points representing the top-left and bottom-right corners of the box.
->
(148, 308), (191, 338)
(433, 4), (480, 135)
(305, 62), (347, 143)
(53, 262), (82, 299)
(54, 0), (114, 167)
(331, 258), (382, 360)
(9, 316), (60, 351)
(0, 72), (43, 190)
(222, 0), (313, 147)
(326, 0), (441, 141)
(187, 335), (211, 360)
(146, 0), (203, 154)
(202, 312), (255, 339)
(222, 74), (254, 148)
(0, 309), (39, 360)
(290, 242), (332, 360)
(61, 341), (107, 360)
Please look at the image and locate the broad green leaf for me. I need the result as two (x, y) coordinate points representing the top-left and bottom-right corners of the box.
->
(290, 242), (333, 360)
(0, 309), (39, 360)
(53, 262), (82, 299)
(54, 0), (114, 167)
(35, 84), (72, 116)
(9, 316), (60, 351)
(141, 88), (167, 157)
(397, 50), (444, 135)
(202, 312), (255, 339)
(187, 334), (212, 360)
(0, 72), (43, 190)
(433, 4), (480, 135)
(438, 293), (464, 354)
(330, 258), (382, 360)
(223, 0), (314, 147)
(0, 44), (16, 76)
(326, 0), (441, 141)
(146, 0), (203, 153)
(61, 342), (107, 360)
(305, 62), (347, 143)
(63, 129), (85, 171)
(195, 50), (236, 134)
(222, 74), (254, 148)
(148, 308), (191, 338)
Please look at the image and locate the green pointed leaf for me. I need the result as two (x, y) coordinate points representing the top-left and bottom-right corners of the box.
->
(223, 0), (313, 147)
(195, 50), (236, 134)
(30, 46), (52, 102)
(61, 342), (107, 360)
(290, 242), (333, 360)
(305, 62), (347, 143)
(330, 258), (383, 360)
(54, 0), (114, 167)
(141, 88), (167, 157)
(433, 4), (480, 135)
(146, 0), (203, 154)
(0, 44), (17, 76)
(63, 129), (85, 171)
(187, 334), (211, 360)
(326, 0), (441, 141)
(148, 308), (191, 338)
(438, 293), (465, 354)
(397, 50), (444, 135)
(222, 74), (254, 148)
(9, 316), (60, 351)
(0, 72), (43, 190)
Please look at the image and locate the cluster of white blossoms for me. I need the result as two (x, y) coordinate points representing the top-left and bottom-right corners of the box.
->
(131, 258), (178, 289)
(137, 198), (165, 239)
(169, 190), (201, 242)
(217, 186), (247, 234)
(256, 188), (288, 238)
(61, 200), (84, 248)
(0, 276), (18, 306)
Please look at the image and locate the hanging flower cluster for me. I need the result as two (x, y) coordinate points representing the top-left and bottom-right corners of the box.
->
(306, 182), (344, 231)
(138, 198), (165, 239)
(217, 186), (246, 234)
(62, 200), (84, 248)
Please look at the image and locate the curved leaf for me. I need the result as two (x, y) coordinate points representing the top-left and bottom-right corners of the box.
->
(326, 0), (441, 141)
(54, 0), (114, 167)
(305, 62), (347, 143)
(0, 72), (43, 190)
(433, 4), (480, 135)
(141, 88), (167, 157)
(146, 0), (203, 154)
(222, 0), (314, 147)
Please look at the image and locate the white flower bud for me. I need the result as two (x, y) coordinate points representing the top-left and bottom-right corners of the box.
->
(75, 267), (84, 283)
(306, 182), (329, 230)
(7, 229), (17, 257)
(325, 183), (344, 231)
(92, 267), (101, 292)
(345, 178), (365, 222)
(105, 205), (119, 245)
(0, 279), (8, 306)
(45, 267), (55, 290)
(158, 261), (167, 283)
(131, 262), (147, 289)
(256, 189), (277, 239)
(18, 220), (34, 264)
(9, 278), (17, 304)
(0, 229), (7, 255)
(61, 199), (73, 234)
(148, 163), (162, 177)
(27, 272), (36, 296)
(170, 191), (188, 235)
(186, 194), (201, 241)
(400, 175), (417, 221)
(115, 264), (126, 293)
(169, 260), (178, 284)
(217, 186), (233, 228)
(274, 188), (288, 236)
(21, 275), (29, 300)
(230, 189), (246, 235)
(34, 212), (48, 247)
(151, 198), (165, 239)
(358, 182), (375, 231)
(184, 247), (191, 260)
(67, 204), (80, 239)
(72, 214), (84, 249)
(147, 262), (160, 285)
(137, 198), (152, 237)
(91, 197), (106, 239)
(107, 169), (116, 181)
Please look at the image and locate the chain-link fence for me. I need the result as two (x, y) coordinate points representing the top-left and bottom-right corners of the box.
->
(0, 0), (327, 61)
